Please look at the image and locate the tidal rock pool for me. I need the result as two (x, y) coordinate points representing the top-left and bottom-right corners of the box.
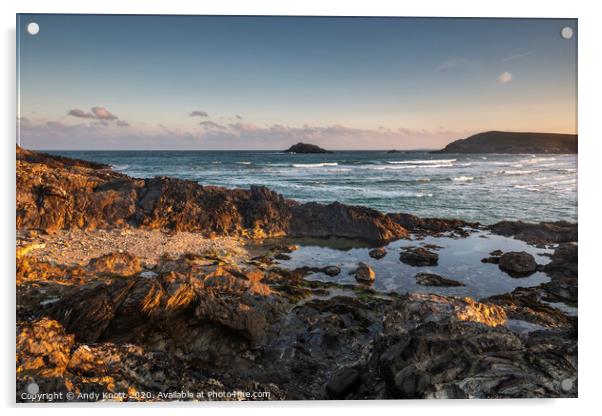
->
(269, 230), (554, 299)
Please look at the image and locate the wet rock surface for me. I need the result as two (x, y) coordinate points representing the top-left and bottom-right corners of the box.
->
(415, 273), (464, 287)
(490, 220), (577, 245)
(399, 247), (439, 267)
(498, 251), (538, 277)
(352, 262), (376, 283)
(368, 248), (387, 259)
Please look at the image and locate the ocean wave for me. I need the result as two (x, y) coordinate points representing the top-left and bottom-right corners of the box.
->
(499, 169), (537, 176)
(370, 163), (453, 170)
(292, 162), (339, 168)
(451, 176), (474, 182)
(513, 184), (542, 192)
(110, 164), (130, 171)
(236, 161), (252, 165)
(527, 157), (556, 164)
(387, 159), (456, 165)
(540, 178), (577, 187)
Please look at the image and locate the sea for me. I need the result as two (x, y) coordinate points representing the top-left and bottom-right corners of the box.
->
(50, 150), (577, 224)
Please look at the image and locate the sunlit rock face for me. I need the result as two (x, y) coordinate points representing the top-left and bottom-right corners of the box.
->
(17, 318), (75, 378)
(16, 146), (409, 243)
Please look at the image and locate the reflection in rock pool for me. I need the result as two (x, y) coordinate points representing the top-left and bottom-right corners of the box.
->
(271, 230), (554, 299)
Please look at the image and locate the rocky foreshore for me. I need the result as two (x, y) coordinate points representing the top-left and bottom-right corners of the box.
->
(16, 147), (578, 401)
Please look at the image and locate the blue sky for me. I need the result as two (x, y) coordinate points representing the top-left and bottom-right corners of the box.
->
(17, 15), (577, 150)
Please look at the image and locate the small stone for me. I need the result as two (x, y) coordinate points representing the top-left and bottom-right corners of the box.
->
(275, 253), (291, 261)
(368, 248), (387, 259)
(489, 250), (503, 256)
(353, 262), (375, 283)
(322, 266), (341, 276)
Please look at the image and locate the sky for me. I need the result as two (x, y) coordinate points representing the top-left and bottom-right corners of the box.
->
(17, 14), (577, 150)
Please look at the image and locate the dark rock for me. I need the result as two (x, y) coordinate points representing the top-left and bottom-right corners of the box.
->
(498, 251), (537, 276)
(322, 266), (341, 277)
(326, 368), (360, 398)
(352, 262), (375, 283)
(490, 220), (577, 245)
(284, 142), (333, 153)
(387, 212), (478, 236)
(422, 243), (444, 250)
(490, 249), (503, 256)
(415, 273), (464, 287)
(368, 247), (387, 259)
(481, 256), (500, 264)
(399, 247), (438, 266)
(275, 253), (291, 261)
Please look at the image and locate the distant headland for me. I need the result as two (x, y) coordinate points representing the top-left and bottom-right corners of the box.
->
(284, 142), (333, 154)
(434, 131), (578, 154)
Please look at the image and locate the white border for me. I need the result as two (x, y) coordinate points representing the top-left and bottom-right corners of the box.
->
(2, 1), (600, 415)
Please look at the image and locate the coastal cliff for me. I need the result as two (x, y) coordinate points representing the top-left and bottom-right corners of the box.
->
(435, 131), (578, 154)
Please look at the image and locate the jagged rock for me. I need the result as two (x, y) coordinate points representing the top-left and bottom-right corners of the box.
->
(87, 252), (142, 276)
(17, 146), (408, 243)
(368, 248), (387, 259)
(498, 251), (537, 276)
(415, 273), (464, 287)
(275, 253), (291, 260)
(387, 212), (478, 236)
(399, 247), (438, 266)
(490, 220), (577, 245)
(16, 318), (74, 378)
(352, 262), (375, 283)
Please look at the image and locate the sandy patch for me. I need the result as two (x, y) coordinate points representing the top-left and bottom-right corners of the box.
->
(17, 228), (250, 267)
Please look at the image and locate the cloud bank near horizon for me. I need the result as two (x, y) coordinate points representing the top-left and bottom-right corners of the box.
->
(18, 114), (474, 151)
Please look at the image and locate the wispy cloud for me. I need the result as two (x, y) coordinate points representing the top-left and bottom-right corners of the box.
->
(20, 116), (472, 151)
(199, 121), (226, 130)
(235, 114), (243, 120)
(501, 51), (533, 62)
(498, 71), (513, 84)
(68, 106), (122, 122)
(189, 110), (209, 117)
(436, 57), (475, 71)
(67, 109), (96, 119)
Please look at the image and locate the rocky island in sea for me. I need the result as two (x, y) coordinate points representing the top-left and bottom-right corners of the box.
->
(284, 142), (333, 153)
(434, 131), (578, 154)
(16, 145), (577, 401)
